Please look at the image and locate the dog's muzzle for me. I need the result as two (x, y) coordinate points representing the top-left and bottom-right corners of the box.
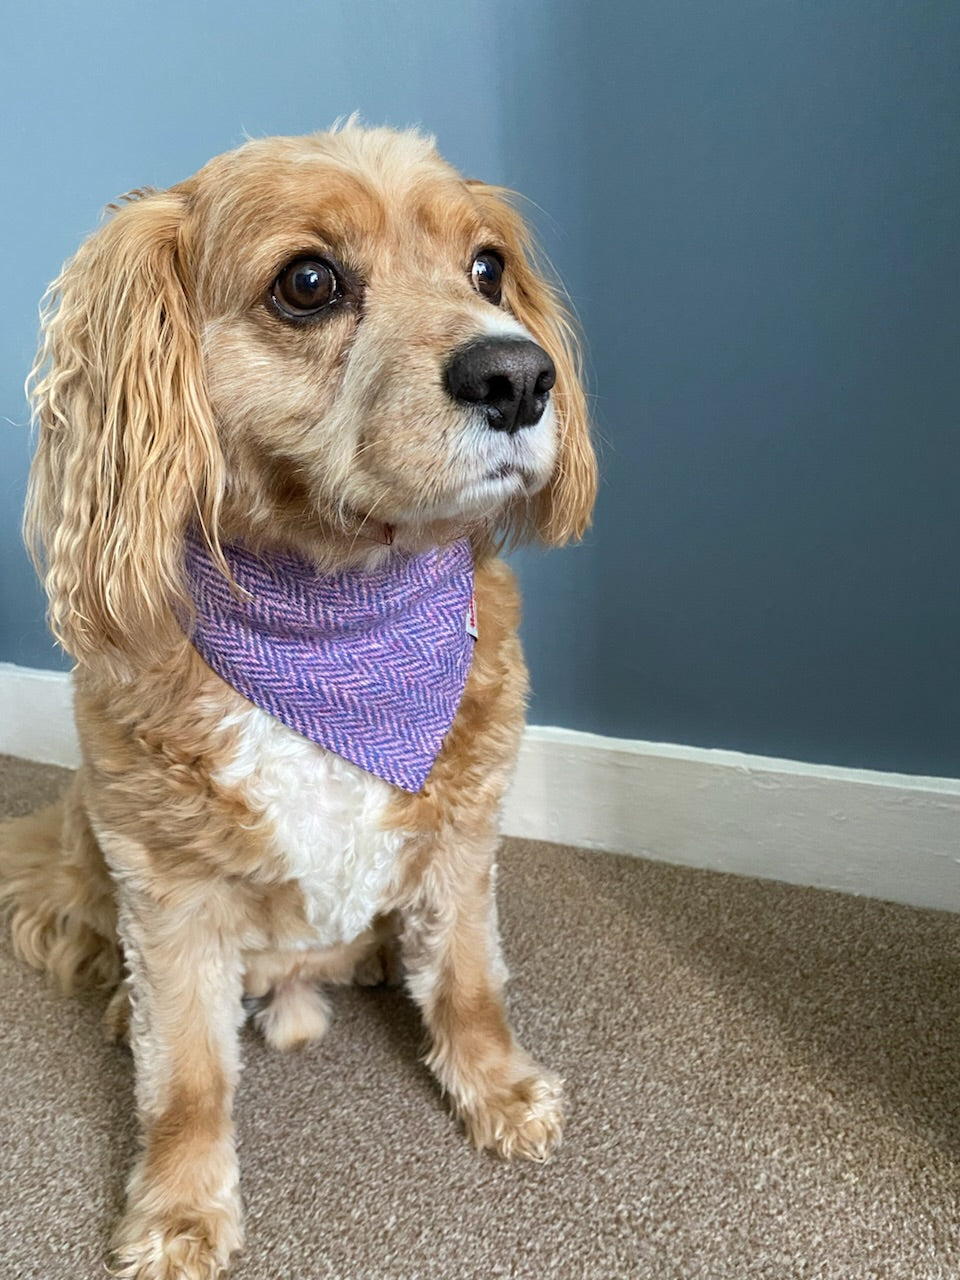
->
(445, 337), (556, 436)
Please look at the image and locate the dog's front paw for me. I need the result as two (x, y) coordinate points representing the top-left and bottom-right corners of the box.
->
(461, 1063), (565, 1162)
(110, 1205), (242, 1280)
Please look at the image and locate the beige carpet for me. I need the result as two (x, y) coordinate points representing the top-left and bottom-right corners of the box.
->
(1, 754), (959, 1280)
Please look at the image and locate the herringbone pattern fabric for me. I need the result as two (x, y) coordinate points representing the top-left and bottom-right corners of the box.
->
(183, 532), (475, 791)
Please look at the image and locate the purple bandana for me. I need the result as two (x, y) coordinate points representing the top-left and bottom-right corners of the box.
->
(183, 531), (476, 792)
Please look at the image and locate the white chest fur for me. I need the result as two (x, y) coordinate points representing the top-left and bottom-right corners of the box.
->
(213, 705), (407, 949)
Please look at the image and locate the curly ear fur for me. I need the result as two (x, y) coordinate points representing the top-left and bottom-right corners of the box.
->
(25, 189), (225, 661)
(469, 183), (597, 547)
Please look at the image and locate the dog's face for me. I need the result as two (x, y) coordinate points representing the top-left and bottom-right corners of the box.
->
(28, 125), (596, 655)
(191, 130), (566, 542)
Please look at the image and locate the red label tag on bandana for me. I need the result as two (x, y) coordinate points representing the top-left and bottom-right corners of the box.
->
(465, 592), (479, 639)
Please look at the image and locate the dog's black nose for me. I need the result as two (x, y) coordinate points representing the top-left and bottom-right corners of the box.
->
(445, 338), (556, 434)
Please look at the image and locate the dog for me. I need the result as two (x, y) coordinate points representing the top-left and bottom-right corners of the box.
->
(0, 123), (596, 1279)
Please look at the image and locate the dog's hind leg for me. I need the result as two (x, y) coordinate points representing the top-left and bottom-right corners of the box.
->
(0, 771), (120, 993)
(242, 919), (400, 1052)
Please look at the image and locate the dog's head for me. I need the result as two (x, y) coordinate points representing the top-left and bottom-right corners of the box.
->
(27, 125), (596, 659)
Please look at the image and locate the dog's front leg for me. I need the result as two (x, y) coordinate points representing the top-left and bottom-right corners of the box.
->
(401, 845), (564, 1162)
(111, 887), (246, 1280)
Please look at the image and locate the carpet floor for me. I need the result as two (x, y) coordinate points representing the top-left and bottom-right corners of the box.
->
(1, 753), (959, 1279)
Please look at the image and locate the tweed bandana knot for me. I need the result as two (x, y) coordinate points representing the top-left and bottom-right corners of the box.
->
(183, 530), (476, 793)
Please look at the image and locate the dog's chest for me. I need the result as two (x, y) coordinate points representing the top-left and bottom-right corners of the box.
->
(214, 705), (408, 948)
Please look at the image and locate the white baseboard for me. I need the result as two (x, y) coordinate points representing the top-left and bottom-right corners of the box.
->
(2, 662), (958, 912)
(0, 662), (79, 768)
(503, 726), (960, 912)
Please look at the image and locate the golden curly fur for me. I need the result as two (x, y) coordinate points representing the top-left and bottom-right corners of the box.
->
(1, 123), (596, 1279)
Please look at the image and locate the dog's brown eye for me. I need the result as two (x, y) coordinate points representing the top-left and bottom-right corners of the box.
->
(271, 258), (340, 318)
(471, 251), (504, 305)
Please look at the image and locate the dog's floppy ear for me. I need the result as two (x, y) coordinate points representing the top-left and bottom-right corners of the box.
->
(467, 182), (597, 546)
(25, 188), (225, 661)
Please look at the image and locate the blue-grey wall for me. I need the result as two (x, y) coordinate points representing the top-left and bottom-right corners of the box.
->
(2, 1), (959, 777)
